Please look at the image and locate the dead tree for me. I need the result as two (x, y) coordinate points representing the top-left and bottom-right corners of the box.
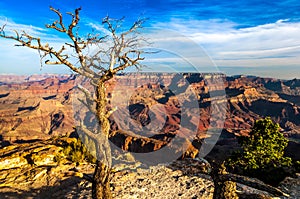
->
(209, 162), (290, 199)
(0, 7), (146, 199)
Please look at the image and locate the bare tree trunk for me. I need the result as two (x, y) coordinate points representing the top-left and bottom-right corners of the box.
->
(211, 163), (239, 199)
(92, 81), (112, 199)
(92, 160), (112, 199)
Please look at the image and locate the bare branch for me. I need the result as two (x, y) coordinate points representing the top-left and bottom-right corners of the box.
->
(67, 8), (81, 29)
(102, 16), (120, 43)
(77, 98), (97, 115)
(45, 60), (63, 65)
(46, 7), (67, 32)
(85, 54), (108, 73)
(0, 27), (87, 76)
(0, 23), (6, 33)
(65, 42), (75, 48)
(95, 16), (147, 83)
(77, 85), (96, 103)
(77, 121), (100, 140)
(121, 18), (147, 37)
(13, 30), (19, 39)
(111, 50), (145, 74)
(57, 45), (66, 54)
(67, 7), (81, 40)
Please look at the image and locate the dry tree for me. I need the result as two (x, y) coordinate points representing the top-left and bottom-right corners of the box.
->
(0, 6), (147, 199)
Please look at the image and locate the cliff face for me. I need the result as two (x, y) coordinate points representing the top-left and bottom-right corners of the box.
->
(0, 75), (76, 143)
(0, 74), (300, 156)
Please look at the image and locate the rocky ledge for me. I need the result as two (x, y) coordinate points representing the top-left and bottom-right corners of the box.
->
(0, 139), (299, 199)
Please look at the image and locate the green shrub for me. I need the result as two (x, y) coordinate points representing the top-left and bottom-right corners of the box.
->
(62, 138), (96, 164)
(227, 117), (292, 185)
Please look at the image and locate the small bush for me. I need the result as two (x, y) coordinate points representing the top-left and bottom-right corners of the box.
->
(61, 138), (96, 164)
(227, 117), (292, 186)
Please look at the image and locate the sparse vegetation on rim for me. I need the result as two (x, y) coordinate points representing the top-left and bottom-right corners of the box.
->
(226, 117), (294, 186)
(54, 137), (96, 164)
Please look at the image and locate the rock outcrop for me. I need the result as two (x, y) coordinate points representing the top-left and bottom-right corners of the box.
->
(0, 139), (298, 198)
(0, 138), (94, 198)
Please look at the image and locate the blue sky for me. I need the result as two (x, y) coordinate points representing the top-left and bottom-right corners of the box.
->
(0, 0), (300, 79)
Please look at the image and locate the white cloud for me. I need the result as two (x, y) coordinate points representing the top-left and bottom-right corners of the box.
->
(0, 17), (46, 37)
(139, 32), (220, 73)
(1, 16), (300, 78)
(0, 17), (87, 74)
(149, 19), (300, 77)
(86, 22), (111, 36)
(0, 38), (72, 75)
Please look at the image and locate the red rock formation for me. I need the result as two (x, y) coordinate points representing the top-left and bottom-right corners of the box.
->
(1, 73), (300, 159)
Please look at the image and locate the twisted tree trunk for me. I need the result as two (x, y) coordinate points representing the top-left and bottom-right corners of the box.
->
(92, 81), (112, 199)
(92, 161), (112, 199)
